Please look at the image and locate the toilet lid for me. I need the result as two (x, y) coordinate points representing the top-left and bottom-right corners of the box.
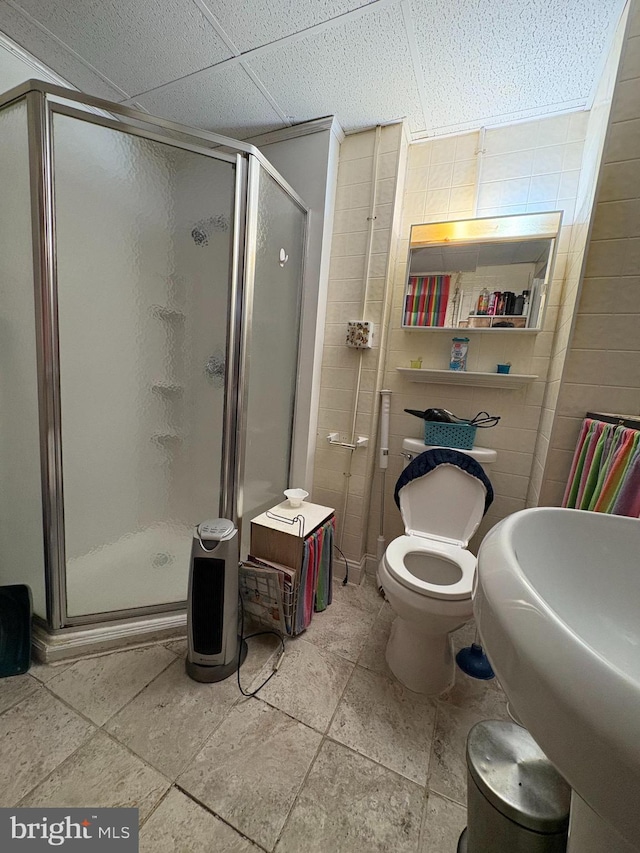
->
(385, 535), (476, 600)
(399, 463), (487, 546)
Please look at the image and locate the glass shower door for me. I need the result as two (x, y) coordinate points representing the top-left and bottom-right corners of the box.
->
(240, 162), (307, 552)
(51, 111), (235, 619)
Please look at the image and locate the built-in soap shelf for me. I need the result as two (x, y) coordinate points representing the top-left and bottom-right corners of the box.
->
(151, 382), (183, 396)
(151, 305), (185, 321)
(397, 367), (537, 389)
(151, 433), (182, 445)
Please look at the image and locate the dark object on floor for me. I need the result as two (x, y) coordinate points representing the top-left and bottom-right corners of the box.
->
(456, 642), (495, 680)
(0, 584), (32, 677)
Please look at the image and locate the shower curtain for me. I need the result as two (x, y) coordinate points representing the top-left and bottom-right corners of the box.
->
(562, 416), (640, 516)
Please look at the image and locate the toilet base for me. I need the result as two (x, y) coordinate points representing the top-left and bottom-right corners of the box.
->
(385, 616), (455, 695)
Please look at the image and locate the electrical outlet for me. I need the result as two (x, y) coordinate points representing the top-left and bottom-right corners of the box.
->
(346, 320), (373, 348)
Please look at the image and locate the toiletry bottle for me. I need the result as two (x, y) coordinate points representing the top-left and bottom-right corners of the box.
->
(488, 291), (501, 315)
(496, 293), (505, 315)
(476, 288), (490, 315)
(522, 289), (530, 317)
(503, 291), (516, 315)
(514, 292), (525, 315)
(450, 337), (470, 371)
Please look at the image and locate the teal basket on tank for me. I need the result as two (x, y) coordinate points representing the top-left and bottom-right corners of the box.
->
(424, 421), (477, 450)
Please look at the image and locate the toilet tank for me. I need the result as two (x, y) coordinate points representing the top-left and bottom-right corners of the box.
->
(401, 438), (497, 475)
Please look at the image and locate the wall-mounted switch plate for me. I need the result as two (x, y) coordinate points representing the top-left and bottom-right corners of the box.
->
(346, 320), (373, 348)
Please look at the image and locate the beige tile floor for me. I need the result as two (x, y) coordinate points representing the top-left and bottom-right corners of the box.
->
(0, 578), (509, 852)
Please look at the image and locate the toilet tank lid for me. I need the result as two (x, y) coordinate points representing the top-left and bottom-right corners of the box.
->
(402, 437), (496, 465)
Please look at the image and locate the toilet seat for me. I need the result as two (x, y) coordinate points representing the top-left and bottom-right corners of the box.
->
(384, 534), (476, 601)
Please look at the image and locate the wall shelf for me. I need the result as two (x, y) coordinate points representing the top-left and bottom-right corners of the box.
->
(396, 367), (537, 389)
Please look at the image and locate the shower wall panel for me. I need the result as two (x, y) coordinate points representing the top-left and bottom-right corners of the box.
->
(0, 99), (47, 617)
(169, 151), (235, 526)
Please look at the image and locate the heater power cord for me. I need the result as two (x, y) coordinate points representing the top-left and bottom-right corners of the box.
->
(236, 593), (286, 698)
(334, 544), (349, 586)
(236, 545), (348, 696)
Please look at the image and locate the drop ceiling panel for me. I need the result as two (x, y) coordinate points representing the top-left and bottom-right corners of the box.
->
(201, 0), (375, 52)
(410, 0), (623, 132)
(9, 0), (232, 96)
(0, 1), (125, 99)
(246, 3), (423, 132)
(135, 61), (286, 138)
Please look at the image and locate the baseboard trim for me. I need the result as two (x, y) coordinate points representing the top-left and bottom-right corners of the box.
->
(33, 612), (187, 663)
(364, 554), (380, 577)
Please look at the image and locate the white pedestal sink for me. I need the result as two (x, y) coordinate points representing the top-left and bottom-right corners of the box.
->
(475, 507), (640, 853)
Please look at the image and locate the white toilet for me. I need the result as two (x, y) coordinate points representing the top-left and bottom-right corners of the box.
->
(378, 440), (496, 695)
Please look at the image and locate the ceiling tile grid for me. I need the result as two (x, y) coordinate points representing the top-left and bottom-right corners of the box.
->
(7, 0), (232, 95)
(0, 0), (627, 140)
(0, 0), (126, 99)
(245, 2), (424, 132)
(135, 60), (287, 138)
(199, 0), (377, 53)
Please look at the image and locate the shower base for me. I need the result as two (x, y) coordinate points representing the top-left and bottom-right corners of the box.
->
(33, 611), (186, 663)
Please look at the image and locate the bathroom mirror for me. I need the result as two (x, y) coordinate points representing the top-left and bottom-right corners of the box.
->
(403, 211), (562, 331)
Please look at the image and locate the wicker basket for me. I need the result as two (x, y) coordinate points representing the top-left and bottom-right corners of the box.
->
(424, 420), (477, 450)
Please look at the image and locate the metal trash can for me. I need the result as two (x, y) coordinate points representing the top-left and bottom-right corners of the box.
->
(458, 720), (571, 853)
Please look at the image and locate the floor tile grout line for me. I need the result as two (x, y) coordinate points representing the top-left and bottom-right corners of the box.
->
(274, 734), (432, 853)
(249, 637), (361, 853)
(170, 695), (242, 782)
(164, 662), (280, 780)
(427, 787), (467, 810)
(416, 780), (433, 852)
(137, 784), (174, 831)
(173, 782), (271, 853)
(0, 676), (41, 720)
(323, 656), (359, 739)
(94, 726), (174, 786)
(270, 731), (327, 852)
(42, 648), (178, 730)
(322, 733), (429, 792)
(324, 692), (437, 789)
(167, 638), (284, 781)
(14, 723), (98, 808)
(14, 721), (173, 810)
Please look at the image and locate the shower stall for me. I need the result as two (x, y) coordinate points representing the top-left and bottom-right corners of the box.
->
(0, 80), (308, 659)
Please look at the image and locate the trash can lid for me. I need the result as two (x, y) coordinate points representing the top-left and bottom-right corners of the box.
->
(467, 720), (571, 834)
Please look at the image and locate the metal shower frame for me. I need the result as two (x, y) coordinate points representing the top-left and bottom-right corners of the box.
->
(0, 79), (308, 632)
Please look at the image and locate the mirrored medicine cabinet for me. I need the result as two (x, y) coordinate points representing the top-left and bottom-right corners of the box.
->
(403, 211), (563, 331)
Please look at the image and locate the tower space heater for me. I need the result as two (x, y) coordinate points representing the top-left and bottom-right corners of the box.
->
(186, 519), (248, 683)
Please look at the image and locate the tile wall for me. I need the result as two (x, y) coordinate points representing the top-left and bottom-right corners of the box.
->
(368, 113), (588, 560)
(311, 123), (408, 572)
(537, 0), (640, 505)
(312, 110), (590, 568)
